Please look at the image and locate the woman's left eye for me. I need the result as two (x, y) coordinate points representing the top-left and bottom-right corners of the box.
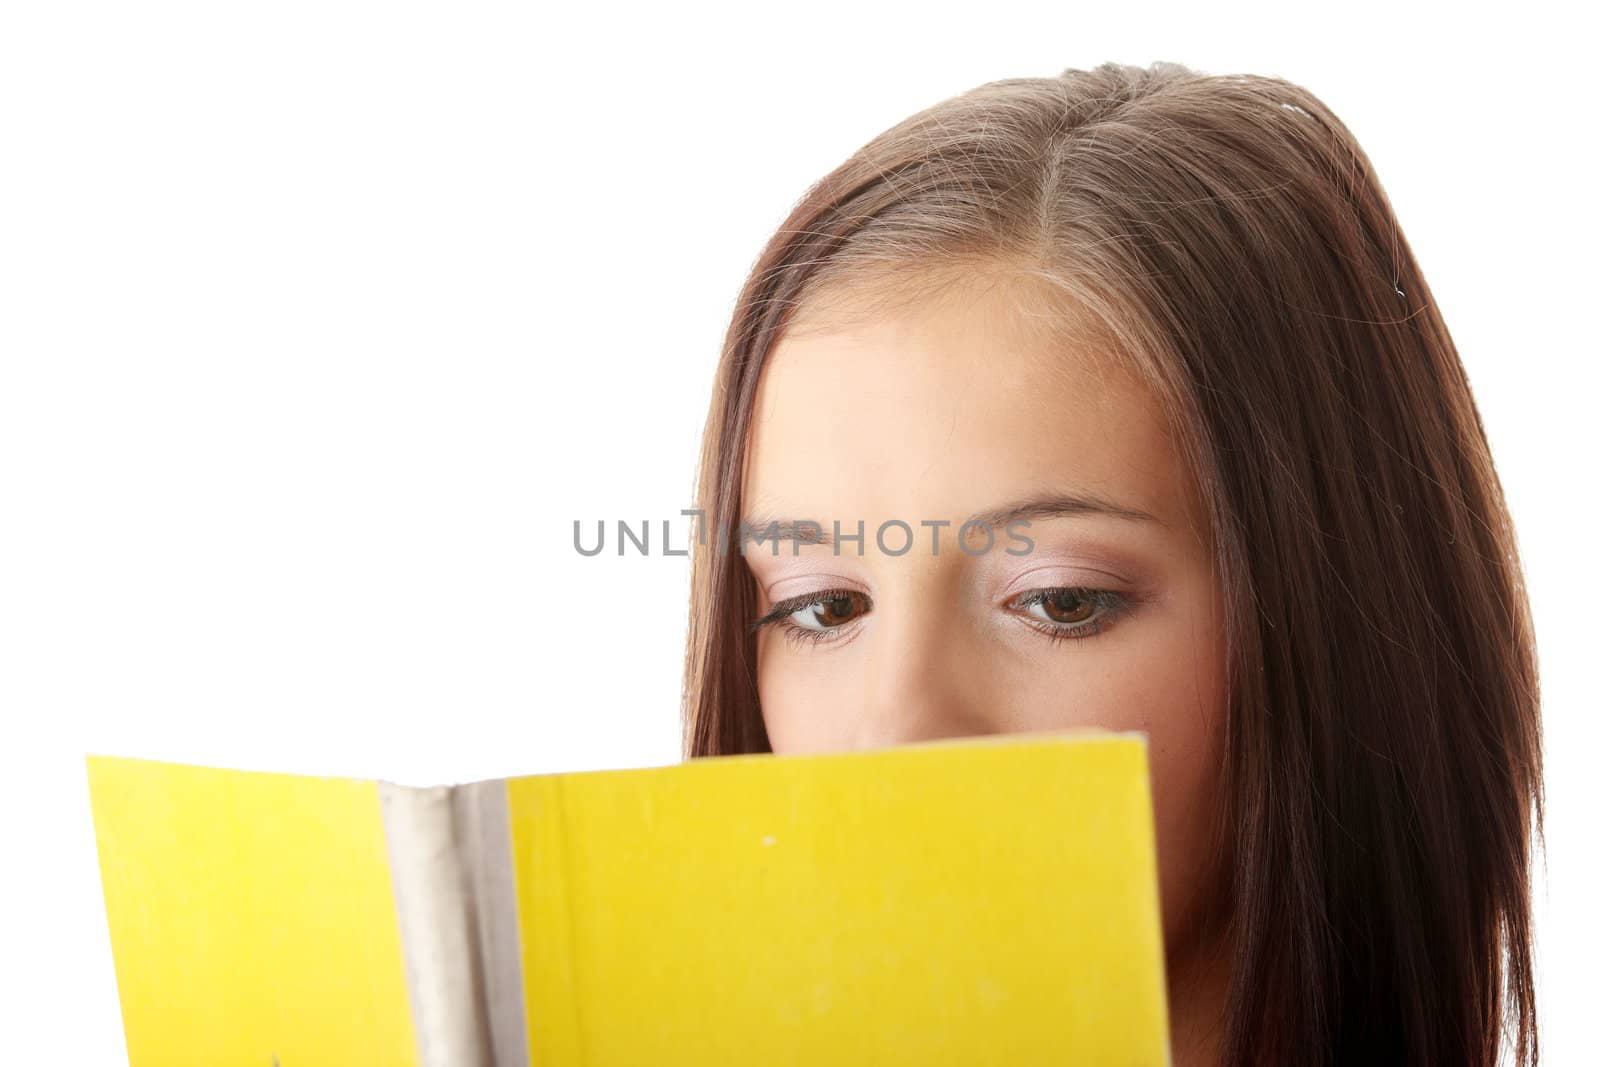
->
(1008, 586), (1129, 643)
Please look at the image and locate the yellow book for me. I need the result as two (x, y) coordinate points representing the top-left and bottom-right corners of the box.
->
(86, 730), (1172, 1066)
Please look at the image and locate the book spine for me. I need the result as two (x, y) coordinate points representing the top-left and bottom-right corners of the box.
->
(380, 782), (526, 1066)
(453, 780), (531, 1066)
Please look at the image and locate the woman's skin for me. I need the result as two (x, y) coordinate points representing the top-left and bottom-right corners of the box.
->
(740, 268), (1231, 1065)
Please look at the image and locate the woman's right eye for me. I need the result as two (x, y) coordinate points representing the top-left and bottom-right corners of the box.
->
(751, 589), (872, 644)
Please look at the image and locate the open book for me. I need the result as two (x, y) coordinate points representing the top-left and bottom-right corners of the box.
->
(86, 730), (1172, 1066)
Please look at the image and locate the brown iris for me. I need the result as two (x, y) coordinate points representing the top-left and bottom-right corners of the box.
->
(1036, 590), (1097, 625)
(809, 593), (867, 627)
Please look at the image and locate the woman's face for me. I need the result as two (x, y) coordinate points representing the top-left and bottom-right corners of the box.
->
(741, 270), (1229, 951)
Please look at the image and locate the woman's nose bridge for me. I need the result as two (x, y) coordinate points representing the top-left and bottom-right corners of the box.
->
(852, 588), (992, 749)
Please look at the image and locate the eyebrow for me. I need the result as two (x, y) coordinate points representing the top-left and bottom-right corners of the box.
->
(739, 490), (1165, 546)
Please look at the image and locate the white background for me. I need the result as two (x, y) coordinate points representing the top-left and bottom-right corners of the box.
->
(2, 1), (1593, 1060)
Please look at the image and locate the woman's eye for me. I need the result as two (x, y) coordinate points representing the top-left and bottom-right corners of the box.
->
(1009, 586), (1128, 642)
(751, 588), (872, 647)
(752, 585), (1126, 649)
(785, 591), (869, 630)
(1027, 589), (1097, 624)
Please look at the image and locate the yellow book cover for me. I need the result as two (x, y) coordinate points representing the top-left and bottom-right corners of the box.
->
(86, 730), (1172, 1066)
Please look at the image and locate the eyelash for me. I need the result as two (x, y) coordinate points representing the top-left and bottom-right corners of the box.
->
(749, 586), (1132, 649)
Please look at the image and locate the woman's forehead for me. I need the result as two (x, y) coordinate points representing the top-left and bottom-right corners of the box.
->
(744, 282), (1192, 534)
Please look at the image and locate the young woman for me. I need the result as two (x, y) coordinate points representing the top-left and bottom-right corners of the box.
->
(679, 60), (1542, 1066)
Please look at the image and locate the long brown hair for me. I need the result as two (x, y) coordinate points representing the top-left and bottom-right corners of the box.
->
(680, 60), (1542, 1066)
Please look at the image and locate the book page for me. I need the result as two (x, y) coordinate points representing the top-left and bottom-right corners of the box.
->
(504, 731), (1170, 1065)
(86, 757), (420, 1067)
